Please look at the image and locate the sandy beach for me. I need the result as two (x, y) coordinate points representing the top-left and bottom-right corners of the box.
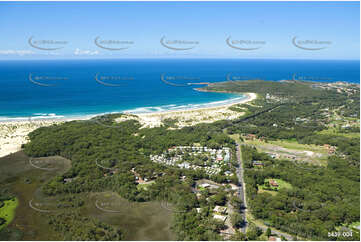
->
(0, 93), (257, 158)
(130, 92), (257, 128)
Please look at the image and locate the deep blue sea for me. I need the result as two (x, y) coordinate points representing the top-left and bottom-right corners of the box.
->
(0, 59), (359, 121)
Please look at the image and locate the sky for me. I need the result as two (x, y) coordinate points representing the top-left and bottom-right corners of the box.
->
(0, 1), (359, 60)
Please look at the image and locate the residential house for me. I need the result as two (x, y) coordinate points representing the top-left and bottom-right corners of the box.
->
(253, 161), (264, 168)
(213, 205), (228, 214)
(213, 214), (227, 222)
(269, 179), (279, 188)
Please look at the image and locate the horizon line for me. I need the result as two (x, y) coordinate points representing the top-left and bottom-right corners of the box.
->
(0, 57), (359, 61)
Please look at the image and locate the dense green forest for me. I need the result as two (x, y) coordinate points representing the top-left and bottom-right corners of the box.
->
(241, 145), (359, 240)
(23, 116), (238, 240)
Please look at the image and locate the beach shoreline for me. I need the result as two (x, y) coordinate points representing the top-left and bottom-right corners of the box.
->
(0, 92), (257, 158)
(126, 92), (256, 116)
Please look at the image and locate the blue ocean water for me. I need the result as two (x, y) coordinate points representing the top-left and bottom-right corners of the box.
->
(0, 59), (359, 121)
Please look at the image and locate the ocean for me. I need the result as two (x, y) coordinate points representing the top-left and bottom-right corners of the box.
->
(0, 59), (359, 121)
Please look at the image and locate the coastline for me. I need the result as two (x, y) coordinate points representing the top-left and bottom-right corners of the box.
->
(129, 92), (256, 128)
(0, 92), (257, 158)
(129, 92), (255, 115)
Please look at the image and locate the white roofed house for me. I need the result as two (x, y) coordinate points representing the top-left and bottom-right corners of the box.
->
(224, 171), (232, 176)
(224, 152), (230, 162)
(213, 205), (228, 214)
(178, 162), (190, 169)
(213, 214), (227, 222)
(199, 183), (210, 188)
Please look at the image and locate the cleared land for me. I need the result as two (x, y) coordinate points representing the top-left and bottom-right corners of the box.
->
(87, 192), (175, 240)
(0, 198), (18, 230)
(244, 138), (329, 166)
(0, 151), (175, 240)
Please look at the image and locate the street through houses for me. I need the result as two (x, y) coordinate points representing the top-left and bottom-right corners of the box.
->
(235, 142), (248, 234)
(236, 141), (298, 241)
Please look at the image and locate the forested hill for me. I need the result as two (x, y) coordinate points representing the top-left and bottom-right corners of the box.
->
(199, 79), (360, 105)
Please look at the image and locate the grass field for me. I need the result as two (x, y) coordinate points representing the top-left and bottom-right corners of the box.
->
(259, 178), (293, 192)
(228, 134), (241, 143)
(257, 187), (278, 196)
(317, 127), (360, 138)
(245, 138), (328, 153)
(136, 181), (155, 191)
(0, 197), (18, 231)
(268, 140), (327, 154)
(244, 138), (329, 166)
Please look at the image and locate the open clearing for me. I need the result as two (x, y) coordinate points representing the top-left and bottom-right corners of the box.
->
(259, 178), (293, 192)
(0, 151), (175, 240)
(0, 198), (18, 230)
(317, 127), (360, 138)
(244, 138), (328, 166)
(86, 191), (175, 241)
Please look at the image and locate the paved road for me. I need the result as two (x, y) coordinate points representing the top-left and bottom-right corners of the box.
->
(257, 223), (294, 241)
(236, 142), (297, 241)
(235, 142), (248, 234)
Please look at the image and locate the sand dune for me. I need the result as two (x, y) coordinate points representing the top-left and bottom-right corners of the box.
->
(0, 93), (257, 158)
